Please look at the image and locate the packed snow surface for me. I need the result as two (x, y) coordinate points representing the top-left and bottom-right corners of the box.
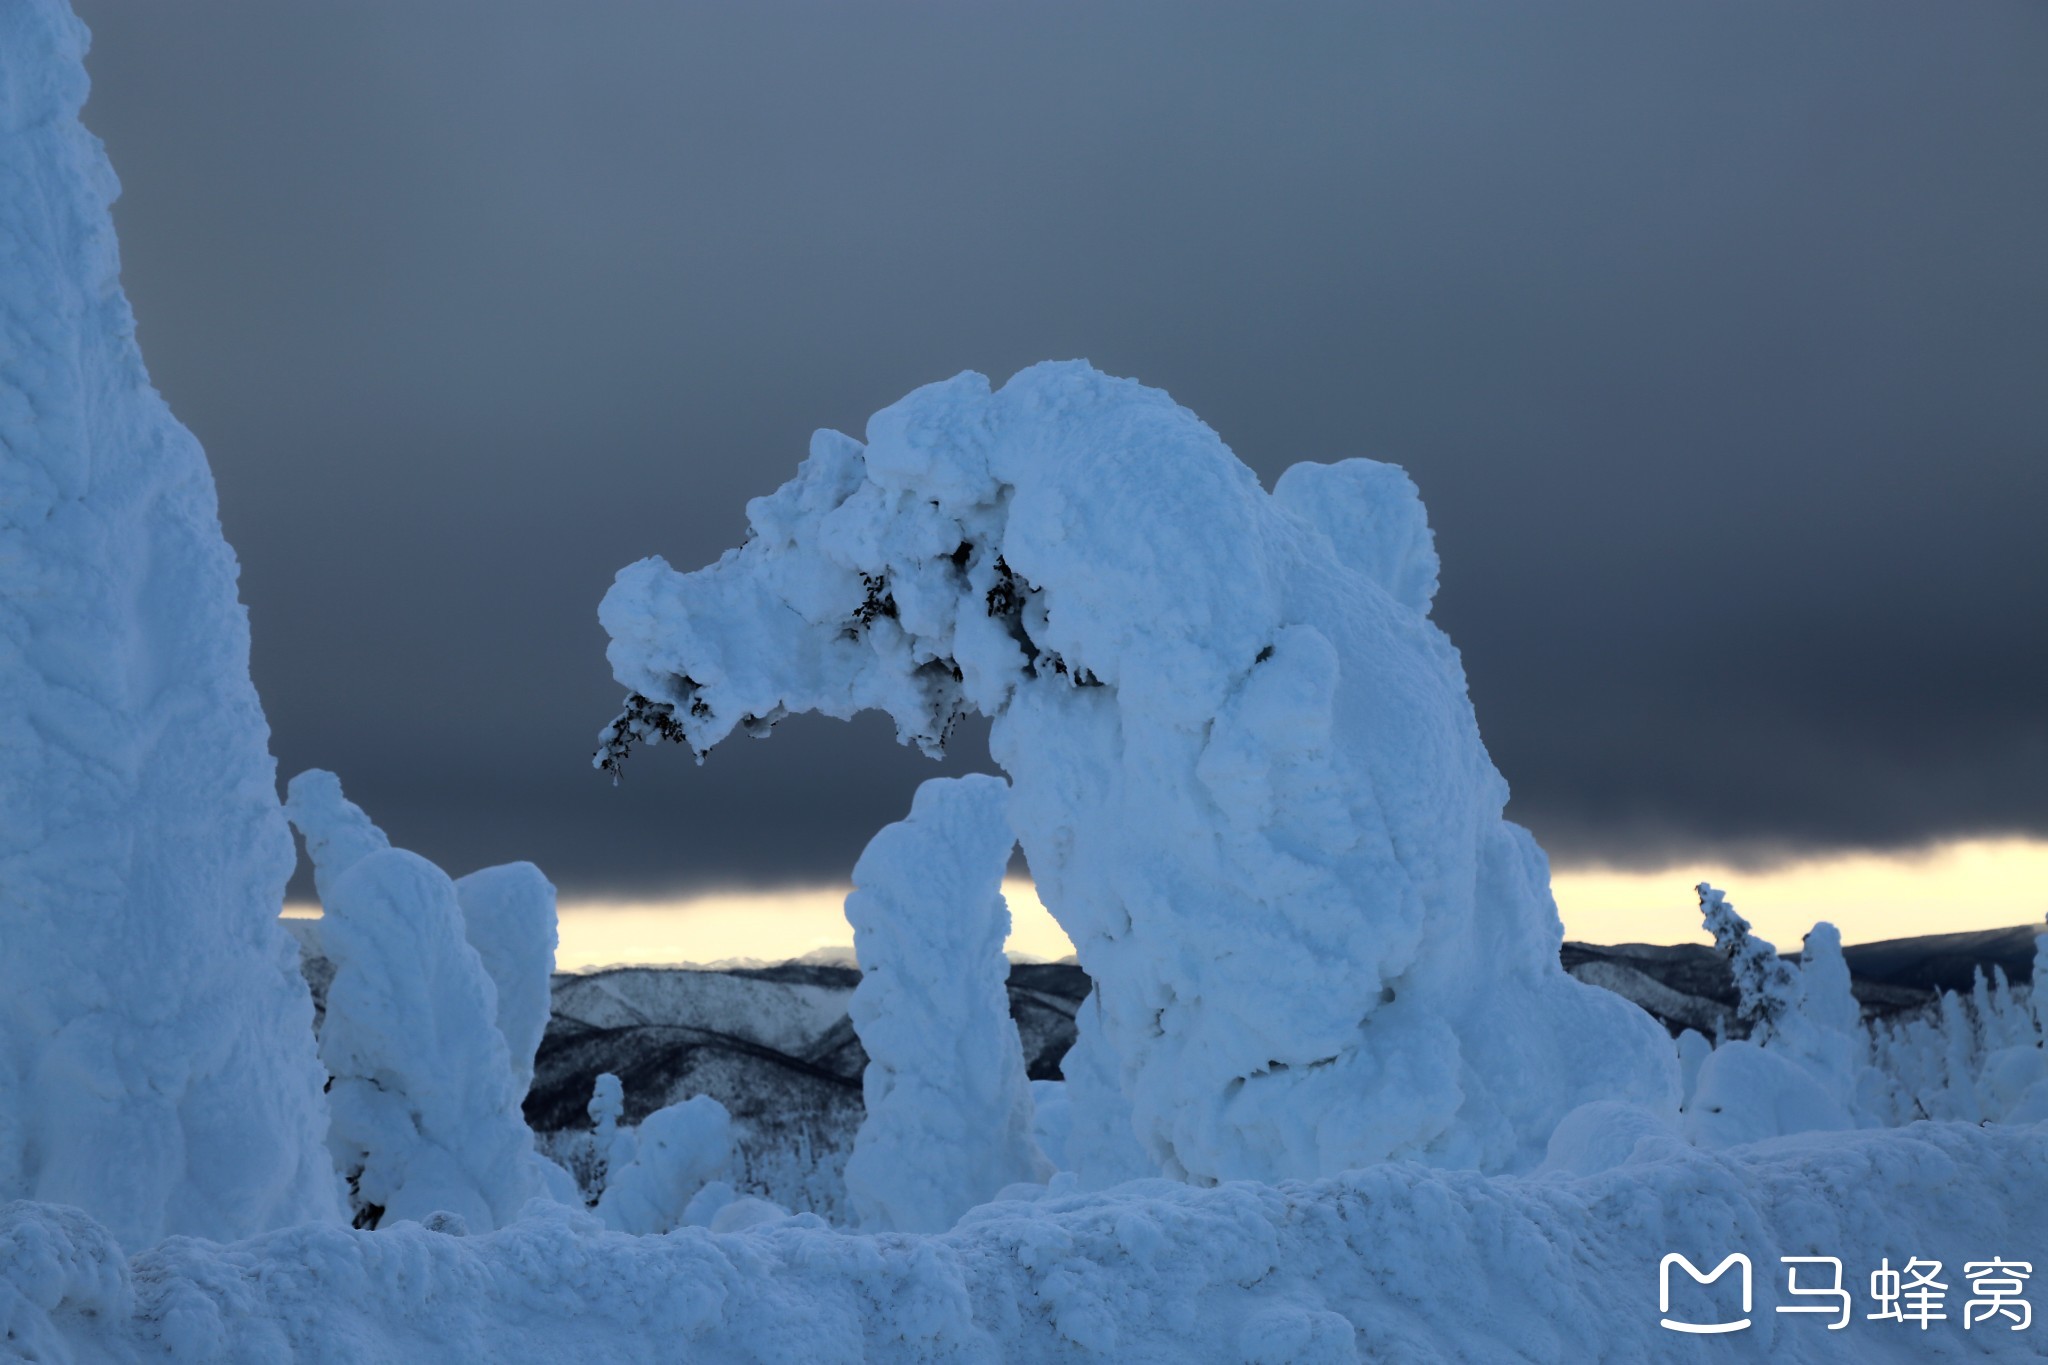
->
(843, 775), (1052, 1231)
(598, 361), (1679, 1182)
(6, 1120), (2043, 1362)
(0, 0), (336, 1248)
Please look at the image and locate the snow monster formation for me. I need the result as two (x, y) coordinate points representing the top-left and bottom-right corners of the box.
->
(599, 362), (1677, 1183)
(286, 770), (550, 1230)
(0, 3), (338, 1246)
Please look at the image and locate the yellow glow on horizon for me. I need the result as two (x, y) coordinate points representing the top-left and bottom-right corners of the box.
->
(286, 877), (1076, 972)
(283, 838), (2048, 971)
(1549, 837), (2048, 950)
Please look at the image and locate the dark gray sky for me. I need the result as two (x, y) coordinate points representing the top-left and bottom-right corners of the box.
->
(73, 1), (2048, 898)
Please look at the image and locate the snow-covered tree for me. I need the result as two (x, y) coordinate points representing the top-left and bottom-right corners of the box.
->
(1686, 889), (1870, 1143)
(1795, 923), (1862, 1041)
(2032, 916), (2047, 1040)
(0, 2), (338, 1247)
(286, 770), (541, 1229)
(594, 362), (1676, 1181)
(841, 775), (1052, 1231)
(1697, 883), (1802, 1044)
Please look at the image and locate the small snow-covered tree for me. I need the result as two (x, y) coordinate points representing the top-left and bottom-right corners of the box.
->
(1795, 923), (1861, 1040)
(2032, 917), (2048, 1040)
(1795, 922), (1878, 1115)
(1697, 883), (1802, 1044)
(842, 775), (1052, 1231)
(589, 1073), (627, 1190)
(0, 3), (338, 1247)
(1685, 888), (1856, 1145)
(286, 770), (540, 1229)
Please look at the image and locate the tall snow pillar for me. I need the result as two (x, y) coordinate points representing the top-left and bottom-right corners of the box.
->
(0, 2), (339, 1246)
(842, 775), (1052, 1231)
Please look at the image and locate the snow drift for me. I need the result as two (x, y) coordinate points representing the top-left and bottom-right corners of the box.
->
(597, 362), (1679, 1183)
(0, 0), (336, 1248)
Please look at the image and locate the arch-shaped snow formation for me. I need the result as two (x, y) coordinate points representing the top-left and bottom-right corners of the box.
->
(598, 362), (1676, 1182)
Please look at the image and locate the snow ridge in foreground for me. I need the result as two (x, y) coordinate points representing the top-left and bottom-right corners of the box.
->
(5, 1121), (2040, 1362)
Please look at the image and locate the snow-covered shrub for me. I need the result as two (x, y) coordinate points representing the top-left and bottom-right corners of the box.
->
(841, 776), (1052, 1231)
(286, 770), (541, 1229)
(596, 1095), (733, 1234)
(596, 362), (1676, 1182)
(0, 3), (339, 1248)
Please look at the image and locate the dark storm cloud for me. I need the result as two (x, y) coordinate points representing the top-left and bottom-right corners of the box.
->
(70, 0), (2048, 893)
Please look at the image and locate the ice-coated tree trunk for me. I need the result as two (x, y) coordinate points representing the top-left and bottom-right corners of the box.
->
(597, 361), (1678, 1182)
(0, 1), (339, 1247)
(842, 775), (1052, 1231)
